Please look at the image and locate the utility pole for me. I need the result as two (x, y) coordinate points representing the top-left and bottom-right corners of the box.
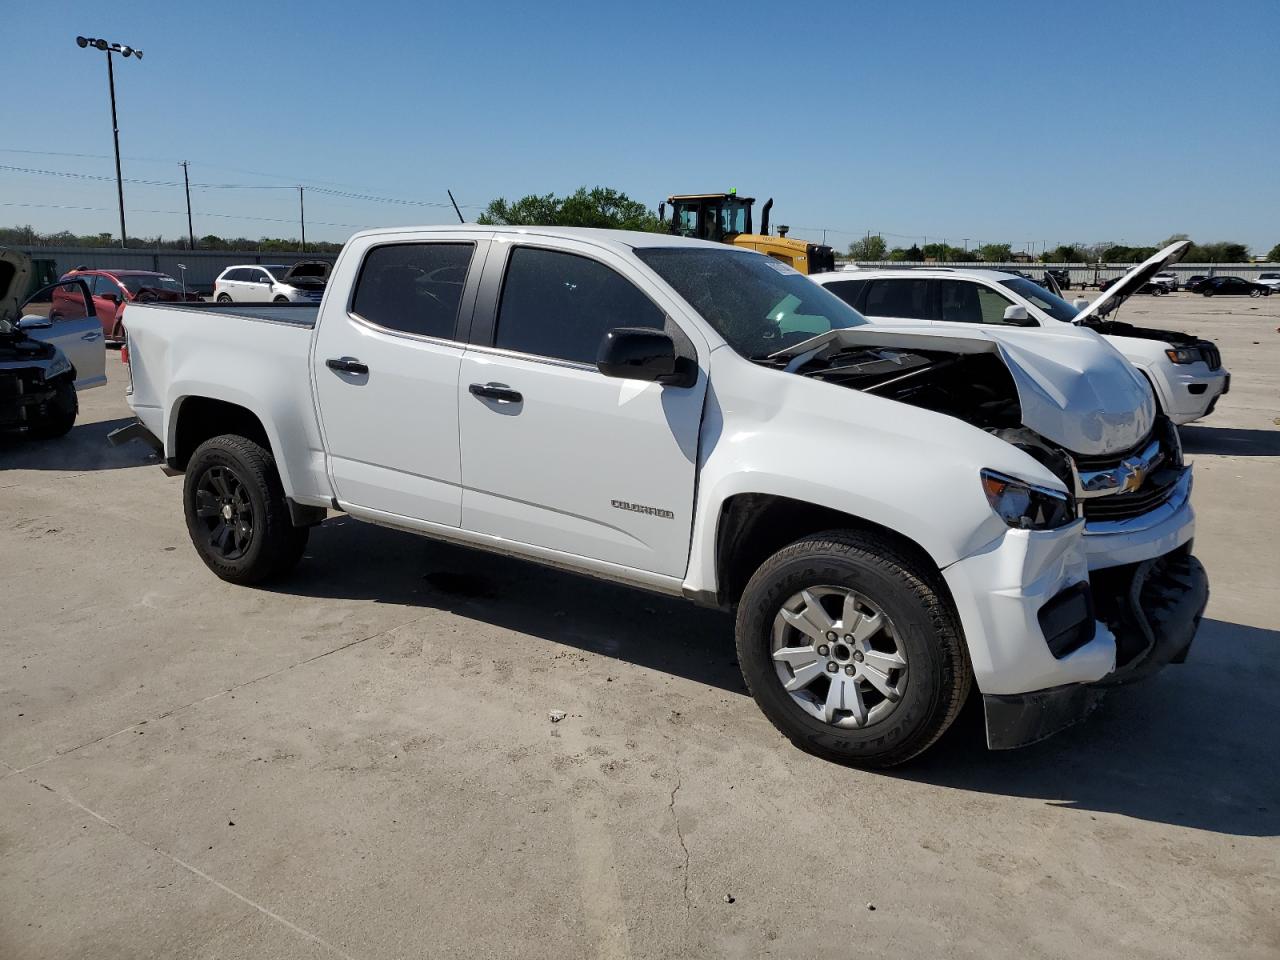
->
(76, 37), (141, 248)
(181, 161), (195, 249)
(298, 186), (306, 252)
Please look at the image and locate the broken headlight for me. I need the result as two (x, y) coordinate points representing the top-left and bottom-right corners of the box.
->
(44, 353), (73, 380)
(980, 469), (1076, 530)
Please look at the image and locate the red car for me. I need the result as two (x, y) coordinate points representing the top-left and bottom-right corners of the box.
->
(55, 268), (201, 343)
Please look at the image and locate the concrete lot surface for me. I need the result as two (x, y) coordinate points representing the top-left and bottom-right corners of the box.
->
(2, 293), (1278, 959)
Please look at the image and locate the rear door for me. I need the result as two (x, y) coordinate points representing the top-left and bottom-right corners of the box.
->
(311, 233), (489, 525)
(457, 238), (707, 577)
(23, 279), (106, 389)
(936, 279), (1025, 326)
(860, 277), (934, 325)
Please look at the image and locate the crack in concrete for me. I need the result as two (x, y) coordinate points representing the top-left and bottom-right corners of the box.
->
(28, 776), (362, 960)
(669, 774), (691, 922)
(14, 615), (429, 775)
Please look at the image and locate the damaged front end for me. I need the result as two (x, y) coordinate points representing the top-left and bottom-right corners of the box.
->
(766, 326), (1209, 750)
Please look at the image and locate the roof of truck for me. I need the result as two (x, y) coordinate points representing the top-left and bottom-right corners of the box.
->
(346, 224), (728, 253)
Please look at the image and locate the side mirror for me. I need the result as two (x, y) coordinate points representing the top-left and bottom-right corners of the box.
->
(1072, 298), (1090, 312)
(1001, 304), (1034, 326)
(596, 327), (695, 387)
(101, 292), (120, 304)
(17, 315), (54, 331)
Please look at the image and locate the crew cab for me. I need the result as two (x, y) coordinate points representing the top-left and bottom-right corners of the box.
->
(115, 227), (1207, 766)
(816, 242), (1230, 425)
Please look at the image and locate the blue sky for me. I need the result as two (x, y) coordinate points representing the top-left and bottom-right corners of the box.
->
(4, 0), (1278, 252)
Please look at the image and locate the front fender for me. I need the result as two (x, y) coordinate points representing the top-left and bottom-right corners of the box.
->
(682, 350), (1069, 596)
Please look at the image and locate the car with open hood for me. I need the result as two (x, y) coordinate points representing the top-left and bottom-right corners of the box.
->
(213, 262), (329, 304)
(111, 227), (1206, 766)
(815, 241), (1230, 426)
(1, 248), (106, 437)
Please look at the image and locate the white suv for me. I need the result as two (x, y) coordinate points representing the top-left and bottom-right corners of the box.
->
(813, 243), (1230, 425)
(213, 264), (325, 304)
(1256, 272), (1280, 292)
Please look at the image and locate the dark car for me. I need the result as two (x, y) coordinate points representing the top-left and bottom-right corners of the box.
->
(1185, 275), (1210, 293)
(1199, 276), (1271, 298)
(57, 268), (201, 343)
(1045, 268), (1071, 290)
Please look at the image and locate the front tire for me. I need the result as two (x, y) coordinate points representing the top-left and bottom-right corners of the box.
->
(183, 434), (309, 585)
(29, 381), (77, 439)
(273, 295), (289, 304)
(735, 530), (971, 767)
(1202, 288), (1214, 297)
(1250, 288), (1262, 298)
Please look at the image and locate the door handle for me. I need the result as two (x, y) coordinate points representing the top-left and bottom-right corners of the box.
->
(469, 382), (523, 403)
(326, 357), (369, 375)
(81, 331), (101, 341)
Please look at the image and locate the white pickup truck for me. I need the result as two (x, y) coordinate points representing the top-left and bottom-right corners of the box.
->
(115, 226), (1207, 766)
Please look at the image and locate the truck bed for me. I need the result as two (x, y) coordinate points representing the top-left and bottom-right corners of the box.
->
(129, 301), (320, 328)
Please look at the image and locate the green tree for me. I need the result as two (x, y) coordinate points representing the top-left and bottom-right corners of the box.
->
(476, 186), (663, 232)
(847, 235), (887, 260)
(977, 243), (1012, 262)
(1267, 243), (1280, 262)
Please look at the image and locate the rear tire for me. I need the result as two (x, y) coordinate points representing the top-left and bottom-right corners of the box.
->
(183, 434), (309, 585)
(735, 530), (971, 767)
(216, 293), (232, 303)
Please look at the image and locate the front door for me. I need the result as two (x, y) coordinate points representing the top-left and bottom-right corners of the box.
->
(24, 279), (106, 389)
(311, 235), (489, 526)
(458, 240), (707, 577)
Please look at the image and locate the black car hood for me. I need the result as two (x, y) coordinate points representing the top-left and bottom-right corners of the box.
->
(0, 331), (55, 364)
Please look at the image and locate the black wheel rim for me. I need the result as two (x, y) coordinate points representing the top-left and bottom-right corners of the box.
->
(194, 465), (254, 560)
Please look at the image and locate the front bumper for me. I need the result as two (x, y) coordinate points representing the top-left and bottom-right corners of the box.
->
(1164, 364), (1230, 425)
(944, 520), (1208, 750)
(978, 544), (1208, 749)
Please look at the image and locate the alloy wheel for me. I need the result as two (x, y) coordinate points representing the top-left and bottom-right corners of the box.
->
(771, 586), (908, 729)
(194, 465), (255, 560)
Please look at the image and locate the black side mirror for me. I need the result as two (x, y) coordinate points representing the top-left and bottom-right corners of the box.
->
(596, 327), (696, 387)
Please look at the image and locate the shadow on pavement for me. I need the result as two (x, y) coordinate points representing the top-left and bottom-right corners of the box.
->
(268, 516), (743, 695)
(269, 517), (1279, 837)
(0, 416), (155, 472)
(902, 617), (1280, 837)
(1180, 424), (1280, 457)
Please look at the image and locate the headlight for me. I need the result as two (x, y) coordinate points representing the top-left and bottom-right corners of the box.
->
(1165, 347), (1202, 364)
(980, 469), (1076, 530)
(44, 353), (73, 379)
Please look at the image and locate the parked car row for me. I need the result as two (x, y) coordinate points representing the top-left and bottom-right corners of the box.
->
(111, 228), (1215, 766)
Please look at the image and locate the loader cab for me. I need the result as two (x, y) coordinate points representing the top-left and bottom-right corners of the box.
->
(664, 193), (755, 242)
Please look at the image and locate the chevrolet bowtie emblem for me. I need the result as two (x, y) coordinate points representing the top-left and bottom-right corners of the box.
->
(1119, 458), (1147, 494)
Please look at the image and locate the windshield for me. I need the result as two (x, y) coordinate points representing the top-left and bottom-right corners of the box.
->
(999, 276), (1080, 323)
(119, 274), (182, 295)
(637, 248), (867, 358)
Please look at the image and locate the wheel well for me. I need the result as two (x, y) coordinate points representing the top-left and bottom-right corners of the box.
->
(172, 397), (271, 470)
(713, 494), (944, 607)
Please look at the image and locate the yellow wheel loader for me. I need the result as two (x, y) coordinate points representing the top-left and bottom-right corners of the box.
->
(660, 192), (836, 275)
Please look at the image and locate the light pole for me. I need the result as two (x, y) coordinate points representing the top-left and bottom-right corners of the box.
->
(75, 36), (143, 249)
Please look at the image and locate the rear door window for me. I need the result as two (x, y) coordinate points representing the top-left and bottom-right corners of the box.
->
(351, 242), (475, 340)
(863, 279), (931, 319)
(494, 247), (665, 364)
(939, 280), (1016, 324)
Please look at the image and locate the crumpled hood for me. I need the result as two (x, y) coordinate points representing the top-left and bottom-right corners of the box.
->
(772, 323), (1155, 457)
